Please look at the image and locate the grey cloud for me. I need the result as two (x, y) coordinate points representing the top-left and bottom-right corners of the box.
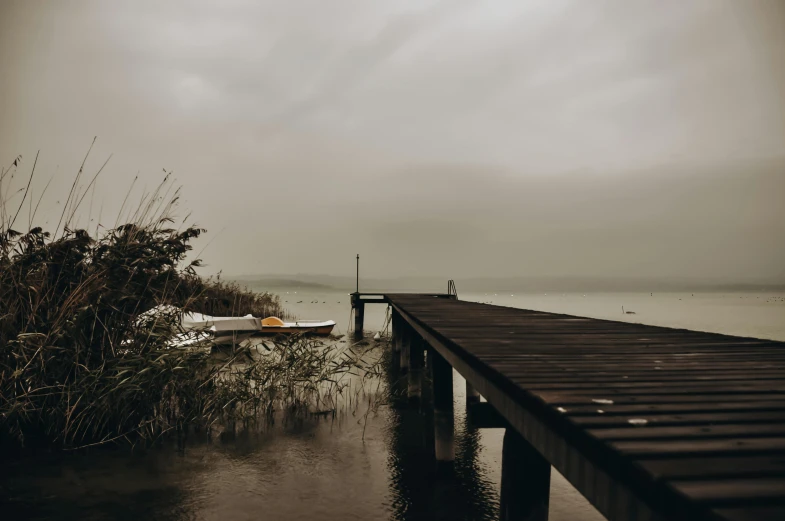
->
(0, 0), (783, 283)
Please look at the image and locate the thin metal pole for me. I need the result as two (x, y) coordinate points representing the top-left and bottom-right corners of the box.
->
(356, 254), (359, 293)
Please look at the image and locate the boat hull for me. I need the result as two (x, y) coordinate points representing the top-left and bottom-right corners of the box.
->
(257, 324), (335, 337)
(212, 331), (255, 346)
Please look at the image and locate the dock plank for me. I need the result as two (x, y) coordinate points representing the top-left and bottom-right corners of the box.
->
(713, 507), (785, 521)
(613, 436), (785, 457)
(589, 423), (785, 440)
(637, 455), (785, 480)
(671, 477), (785, 504)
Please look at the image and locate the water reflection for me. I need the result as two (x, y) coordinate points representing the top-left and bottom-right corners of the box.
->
(454, 423), (501, 519)
(1, 449), (200, 521)
(383, 350), (499, 521)
(1, 342), (500, 521)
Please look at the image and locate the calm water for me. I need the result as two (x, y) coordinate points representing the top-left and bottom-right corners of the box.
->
(3, 290), (784, 521)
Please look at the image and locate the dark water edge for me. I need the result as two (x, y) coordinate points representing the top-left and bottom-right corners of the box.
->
(0, 350), (501, 521)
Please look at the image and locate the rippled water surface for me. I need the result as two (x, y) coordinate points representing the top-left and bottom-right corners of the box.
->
(3, 290), (784, 521)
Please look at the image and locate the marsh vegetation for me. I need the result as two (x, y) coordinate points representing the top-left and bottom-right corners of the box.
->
(0, 151), (380, 451)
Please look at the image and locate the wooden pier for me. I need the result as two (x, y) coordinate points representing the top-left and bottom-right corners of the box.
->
(353, 292), (785, 521)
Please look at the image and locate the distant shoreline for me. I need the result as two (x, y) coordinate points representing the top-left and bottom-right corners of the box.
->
(227, 275), (785, 294)
(232, 278), (334, 291)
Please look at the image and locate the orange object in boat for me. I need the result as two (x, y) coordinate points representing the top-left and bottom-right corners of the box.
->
(259, 316), (335, 336)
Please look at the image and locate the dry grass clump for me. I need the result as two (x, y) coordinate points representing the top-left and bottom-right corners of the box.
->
(0, 150), (373, 450)
(181, 274), (289, 319)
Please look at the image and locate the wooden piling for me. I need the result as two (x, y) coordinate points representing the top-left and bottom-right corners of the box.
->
(500, 428), (550, 521)
(466, 381), (480, 404)
(391, 311), (401, 353)
(399, 327), (410, 374)
(353, 301), (365, 338)
(431, 348), (454, 462)
(467, 402), (507, 429)
(408, 334), (424, 403)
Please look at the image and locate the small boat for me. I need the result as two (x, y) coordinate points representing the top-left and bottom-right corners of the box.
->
(259, 316), (335, 336)
(181, 312), (262, 346)
(136, 305), (262, 349)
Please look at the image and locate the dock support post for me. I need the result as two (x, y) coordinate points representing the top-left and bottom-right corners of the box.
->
(400, 327), (410, 374)
(391, 312), (401, 353)
(431, 348), (454, 463)
(500, 428), (551, 521)
(353, 301), (365, 339)
(466, 381), (480, 404)
(408, 334), (424, 403)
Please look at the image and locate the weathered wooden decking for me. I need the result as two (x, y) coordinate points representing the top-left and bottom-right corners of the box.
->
(385, 294), (785, 521)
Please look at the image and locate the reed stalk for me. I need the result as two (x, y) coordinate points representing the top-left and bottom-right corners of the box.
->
(0, 152), (376, 450)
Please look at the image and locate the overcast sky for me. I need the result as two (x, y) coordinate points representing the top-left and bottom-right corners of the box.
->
(1, 0), (784, 281)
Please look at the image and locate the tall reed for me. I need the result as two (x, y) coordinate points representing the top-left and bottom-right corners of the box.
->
(0, 151), (374, 450)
